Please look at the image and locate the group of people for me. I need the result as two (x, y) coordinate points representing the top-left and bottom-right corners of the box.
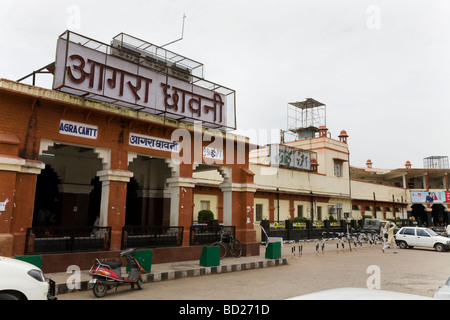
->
(380, 221), (450, 254)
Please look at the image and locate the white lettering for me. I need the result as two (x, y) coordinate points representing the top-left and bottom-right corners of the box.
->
(366, 265), (381, 290)
(66, 265), (81, 290)
(179, 304), (213, 317)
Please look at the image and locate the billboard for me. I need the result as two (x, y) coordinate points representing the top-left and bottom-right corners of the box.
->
(53, 31), (236, 130)
(410, 191), (450, 203)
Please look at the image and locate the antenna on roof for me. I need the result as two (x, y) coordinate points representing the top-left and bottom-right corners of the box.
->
(161, 14), (187, 48)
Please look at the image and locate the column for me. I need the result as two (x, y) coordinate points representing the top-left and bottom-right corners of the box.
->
(0, 157), (44, 256)
(0, 133), (44, 256)
(227, 167), (258, 256)
(97, 169), (133, 251)
(10, 161), (45, 256)
(166, 160), (196, 246)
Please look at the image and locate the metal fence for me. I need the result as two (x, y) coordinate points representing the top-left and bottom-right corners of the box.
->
(260, 220), (354, 242)
(189, 225), (235, 246)
(121, 226), (184, 249)
(25, 226), (111, 254)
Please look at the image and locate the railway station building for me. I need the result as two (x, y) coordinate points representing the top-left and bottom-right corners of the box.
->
(0, 31), (257, 264)
(0, 32), (448, 271)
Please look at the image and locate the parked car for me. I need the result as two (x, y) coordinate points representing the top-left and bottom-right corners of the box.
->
(433, 276), (450, 300)
(288, 287), (433, 300)
(0, 256), (56, 300)
(395, 227), (450, 252)
(361, 218), (399, 234)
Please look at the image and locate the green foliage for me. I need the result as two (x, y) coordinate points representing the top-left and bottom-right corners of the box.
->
(198, 209), (214, 222)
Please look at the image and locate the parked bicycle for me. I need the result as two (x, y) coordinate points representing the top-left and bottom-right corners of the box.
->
(210, 230), (242, 259)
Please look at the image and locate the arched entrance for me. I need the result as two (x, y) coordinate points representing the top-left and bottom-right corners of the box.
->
(411, 204), (427, 226)
(36, 143), (104, 227)
(431, 204), (447, 226)
(127, 155), (172, 226)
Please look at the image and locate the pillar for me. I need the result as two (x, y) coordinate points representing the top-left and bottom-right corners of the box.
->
(10, 161), (44, 255)
(166, 160), (196, 246)
(228, 167), (258, 256)
(97, 169), (133, 251)
(0, 160), (43, 256)
(0, 133), (44, 256)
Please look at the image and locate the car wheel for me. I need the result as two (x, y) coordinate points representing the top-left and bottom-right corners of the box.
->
(0, 292), (20, 300)
(398, 241), (408, 249)
(435, 243), (445, 252)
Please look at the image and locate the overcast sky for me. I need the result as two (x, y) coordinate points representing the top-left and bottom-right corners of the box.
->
(1, 0), (449, 169)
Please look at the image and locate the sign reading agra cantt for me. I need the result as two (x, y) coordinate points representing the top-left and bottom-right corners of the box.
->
(53, 31), (236, 130)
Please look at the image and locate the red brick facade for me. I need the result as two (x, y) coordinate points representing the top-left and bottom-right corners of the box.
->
(0, 79), (257, 258)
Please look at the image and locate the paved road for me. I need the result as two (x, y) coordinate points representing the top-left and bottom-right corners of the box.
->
(59, 242), (449, 300)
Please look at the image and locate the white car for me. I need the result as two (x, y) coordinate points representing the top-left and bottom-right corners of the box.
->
(396, 227), (450, 252)
(433, 276), (450, 300)
(0, 256), (56, 300)
(288, 288), (434, 300)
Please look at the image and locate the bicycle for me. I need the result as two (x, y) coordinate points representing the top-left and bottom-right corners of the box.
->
(210, 230), (242, 259)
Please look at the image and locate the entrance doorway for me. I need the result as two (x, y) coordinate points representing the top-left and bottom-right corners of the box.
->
(410, 204), (427, 226)
(127, 155), (172, 226)
(35, 143), (103, 227)
(431, 204), (447, 226)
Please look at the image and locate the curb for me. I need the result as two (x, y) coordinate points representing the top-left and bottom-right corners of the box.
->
(56, 258), (288, 295)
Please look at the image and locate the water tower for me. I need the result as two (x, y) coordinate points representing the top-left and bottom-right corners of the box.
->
(287, 98), (326, 140)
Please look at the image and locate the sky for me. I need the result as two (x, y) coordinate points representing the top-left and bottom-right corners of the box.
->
(1, 0), (449, 169)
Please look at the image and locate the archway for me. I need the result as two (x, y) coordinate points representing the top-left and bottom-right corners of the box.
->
(410, 204), (427, 226)
(36, 143), (104, 227)
(431, 204), (446, 226)
(127, 155), (172, 226)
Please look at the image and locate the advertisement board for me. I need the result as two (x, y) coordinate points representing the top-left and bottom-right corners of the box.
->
(410, 191), (450, 203)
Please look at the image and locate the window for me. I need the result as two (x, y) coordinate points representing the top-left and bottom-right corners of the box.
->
(200, 201), (210, 211)
(297, 205), (303, 218)
(403, 228), (415, 236)
(255, 204), (263, 222)
(317, 206), (322, 220)
(417, 229), (430, 237)
(334, 161), (343, 177)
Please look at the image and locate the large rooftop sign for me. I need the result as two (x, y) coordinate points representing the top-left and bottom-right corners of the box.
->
(53, 31), (236, 130)
(269, 144), (313, 171)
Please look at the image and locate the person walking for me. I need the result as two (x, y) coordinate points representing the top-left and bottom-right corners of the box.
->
(446, 224), (450, 237)
(382, 221), (397, 253)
